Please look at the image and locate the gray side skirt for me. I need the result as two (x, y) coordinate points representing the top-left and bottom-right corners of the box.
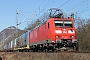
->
(30, 39), (52, 46)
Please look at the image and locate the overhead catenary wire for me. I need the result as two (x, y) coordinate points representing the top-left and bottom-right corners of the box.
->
(38, 0), (51, 15)
(37, 0), (72, 23)
(31, 0), (51, 16)
(26, 0), (56, 29)
(74, 7), (90, 20)
(58, 0), (71, 8)
(16, 0), (77, 26)
(66, 0), (88, 12)
(16, 0), (45, 26)
(19, 0), (90, 29)
(17, 11), (37, 25)
(77, 7), (90, 14)
(74, 0), (89, 20)
(19, 0), (53, 29)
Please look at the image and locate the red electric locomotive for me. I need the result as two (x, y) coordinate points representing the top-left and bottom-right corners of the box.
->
(29, 8), (78, 51)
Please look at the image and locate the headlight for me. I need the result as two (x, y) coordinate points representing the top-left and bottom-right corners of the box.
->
(56, 36), (60, 39)
(70, 36), (74, 38)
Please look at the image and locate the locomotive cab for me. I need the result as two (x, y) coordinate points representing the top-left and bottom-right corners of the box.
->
(46, 17), (77, 51)
(54, 18), (77, 50)
(48, 8), (78, 50)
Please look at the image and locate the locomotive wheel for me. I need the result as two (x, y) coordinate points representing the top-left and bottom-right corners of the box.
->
(73, 46), (76, 51)
(74, 43), (78, 51)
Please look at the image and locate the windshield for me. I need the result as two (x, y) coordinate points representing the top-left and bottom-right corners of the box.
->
(54, 20), (63, 27)
(54, 20), (73, 28)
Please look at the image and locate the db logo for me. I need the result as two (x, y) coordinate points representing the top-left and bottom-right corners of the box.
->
(63, 31), (67, 33)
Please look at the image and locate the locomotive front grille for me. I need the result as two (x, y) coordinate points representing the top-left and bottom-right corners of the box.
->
(56, 39), (77, 46)
(56, 40), (62, 43)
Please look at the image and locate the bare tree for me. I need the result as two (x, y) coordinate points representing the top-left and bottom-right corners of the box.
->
(76, 18), (90, 51)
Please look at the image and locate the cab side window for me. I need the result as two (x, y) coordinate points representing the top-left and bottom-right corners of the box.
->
(48, 22), (50, 28)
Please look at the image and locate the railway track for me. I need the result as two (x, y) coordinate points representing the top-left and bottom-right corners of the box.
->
(68, 51), (90, 53)
(0, 51), (90, 60)
(0, 51), (90, 55)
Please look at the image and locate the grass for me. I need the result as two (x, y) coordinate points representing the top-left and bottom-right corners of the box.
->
(0, 52), (90, 60)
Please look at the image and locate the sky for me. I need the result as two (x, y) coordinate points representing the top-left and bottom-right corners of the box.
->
(0, 0), (90, 31)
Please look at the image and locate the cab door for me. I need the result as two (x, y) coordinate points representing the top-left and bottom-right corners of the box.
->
(46, 22), (50, 39)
